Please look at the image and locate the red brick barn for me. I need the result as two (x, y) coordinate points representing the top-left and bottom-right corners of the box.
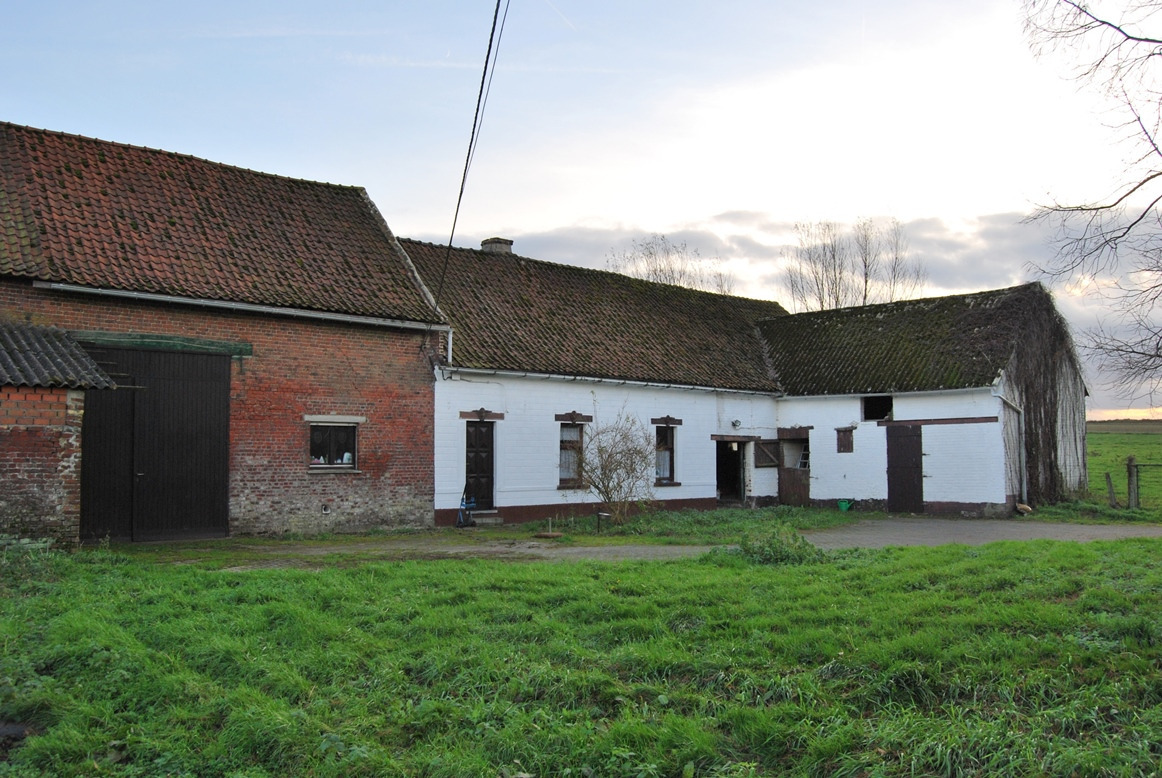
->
(0, 122), (447, 543)
(1, 322), (114, 547)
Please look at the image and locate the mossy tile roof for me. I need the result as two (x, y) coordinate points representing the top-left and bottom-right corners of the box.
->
(401, 239), (789, 392)
(0, 122), (442, 324)
(756, 283), (1052, 396)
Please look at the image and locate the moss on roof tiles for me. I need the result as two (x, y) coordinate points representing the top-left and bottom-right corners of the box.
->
(401, 239), (789, 392)
(0, 122), (443, 325)
(756, 283), (1053, 396)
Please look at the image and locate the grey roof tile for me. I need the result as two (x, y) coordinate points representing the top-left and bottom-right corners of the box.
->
(0, 321), (115, 389)
(756, 283), (1057, 395)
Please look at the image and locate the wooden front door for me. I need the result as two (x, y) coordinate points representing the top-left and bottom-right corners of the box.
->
(465, 421), (495, 511)
(887, 425), (924, 513)
(778, 437), (810, 507)
(81, 348), (230, 541)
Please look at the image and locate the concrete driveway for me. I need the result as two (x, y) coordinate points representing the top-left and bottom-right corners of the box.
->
(800, 517), (1162, 550)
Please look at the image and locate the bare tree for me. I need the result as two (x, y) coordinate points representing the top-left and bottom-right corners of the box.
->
(1024, 0), (1162, 396)
(607, 233), (735, 294)
(786, 221), (858, 311)
(785, 218), (924, 311)
(882, 217), (926, 302)
(581, 406), (656, 524)
(852, 217), (882, 306)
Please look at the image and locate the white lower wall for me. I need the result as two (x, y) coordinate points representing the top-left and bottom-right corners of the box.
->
(435, 372), (1015, 514)
(434, 370), (779, 513)
(776, 388), (1009, 505)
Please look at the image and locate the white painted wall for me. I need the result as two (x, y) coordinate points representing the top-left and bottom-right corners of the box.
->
(775, 388), (1009, 504)
(436, 371), (1019, 513)
(433, 370), (779, 512)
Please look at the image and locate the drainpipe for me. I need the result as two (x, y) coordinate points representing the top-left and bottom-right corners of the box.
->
(993, 388), (1027, 505)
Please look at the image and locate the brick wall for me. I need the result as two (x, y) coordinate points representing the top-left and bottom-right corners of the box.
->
(0, 386), (84, 547)
(1, 280), (436, 536)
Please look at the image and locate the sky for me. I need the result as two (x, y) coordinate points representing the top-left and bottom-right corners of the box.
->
(0, 0), (1145, 417)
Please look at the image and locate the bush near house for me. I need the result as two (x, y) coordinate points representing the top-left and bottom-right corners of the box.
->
(3, 537), (1162, 776)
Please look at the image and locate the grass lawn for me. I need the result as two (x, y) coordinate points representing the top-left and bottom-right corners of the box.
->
(4, 529), (1162, 777)
(1087, 428), (1162, 508)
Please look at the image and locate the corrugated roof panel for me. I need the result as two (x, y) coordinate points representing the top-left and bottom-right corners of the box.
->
(0, 321), (115, 389)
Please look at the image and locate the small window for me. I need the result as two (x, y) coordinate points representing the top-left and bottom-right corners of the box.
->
(656, 426), (675, 484)
(836, 427), (854, 454)
(754, 440), (779, 468)
(559, 423), (584, 488)
(310, 424), (357, 469)
(862, 395), (893, 421)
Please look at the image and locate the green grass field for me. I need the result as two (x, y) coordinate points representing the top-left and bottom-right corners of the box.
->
(1087, 421), (1162, 508)
(4, 531), (1162, 777)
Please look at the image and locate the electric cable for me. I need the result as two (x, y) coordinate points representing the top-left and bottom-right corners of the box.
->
(429, 0), (511, 323)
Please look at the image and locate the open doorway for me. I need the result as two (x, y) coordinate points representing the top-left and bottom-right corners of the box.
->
(716, 440), (746, 504)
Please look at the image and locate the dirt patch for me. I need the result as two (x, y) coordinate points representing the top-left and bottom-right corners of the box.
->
(211, 537), (716, 570)
(168, 518), (1162, 571)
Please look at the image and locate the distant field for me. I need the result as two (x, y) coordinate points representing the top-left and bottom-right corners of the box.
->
(1087, 421), (1162, 506)
(1087, 419), (1162, 434)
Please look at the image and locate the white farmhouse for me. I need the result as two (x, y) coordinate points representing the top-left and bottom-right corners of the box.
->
(401, 238), (1087, 524)
(758, 285), (1088, 514)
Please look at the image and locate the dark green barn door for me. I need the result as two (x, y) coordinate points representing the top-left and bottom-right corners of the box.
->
(81, 348), (230, 541)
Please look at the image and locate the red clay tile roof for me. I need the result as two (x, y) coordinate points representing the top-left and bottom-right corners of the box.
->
(756, 283), (1062, 395)
(0, 122), (442, 324)
(0, 320), (115, 389)
(401, 239), (789, 391)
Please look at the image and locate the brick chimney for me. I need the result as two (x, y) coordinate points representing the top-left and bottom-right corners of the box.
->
(481, 237), (513, 254)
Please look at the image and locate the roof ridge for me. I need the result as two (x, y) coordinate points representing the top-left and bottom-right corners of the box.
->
(778, 281), (1045, 321)
(0, 120), (363, 192)
(396, 237), (787, 306)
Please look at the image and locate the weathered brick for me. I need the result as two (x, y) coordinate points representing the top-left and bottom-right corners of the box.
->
(2, 279), (436, 540)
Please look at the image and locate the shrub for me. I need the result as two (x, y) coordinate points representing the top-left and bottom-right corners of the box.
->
(734, 523), (826, 566)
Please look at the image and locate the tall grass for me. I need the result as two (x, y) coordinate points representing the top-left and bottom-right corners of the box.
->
(4, 536), (1162, 776)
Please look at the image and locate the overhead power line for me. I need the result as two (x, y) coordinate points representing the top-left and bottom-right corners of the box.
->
(430, 0), (511, 318)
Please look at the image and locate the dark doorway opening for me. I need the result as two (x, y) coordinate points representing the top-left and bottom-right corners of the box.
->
(716, 440), (745, 504)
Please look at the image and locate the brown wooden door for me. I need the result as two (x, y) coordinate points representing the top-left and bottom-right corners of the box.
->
(887, 425), (924, 513)
(81, 348), (230, 541)
(778, 437), (810, 506)
(778, 467), (810, 506)
(465, 421), (494, 510)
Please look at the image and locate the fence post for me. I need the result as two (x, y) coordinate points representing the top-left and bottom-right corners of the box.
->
(1128, 456), (1139, 510)
(1105, 472), (1118, 508)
